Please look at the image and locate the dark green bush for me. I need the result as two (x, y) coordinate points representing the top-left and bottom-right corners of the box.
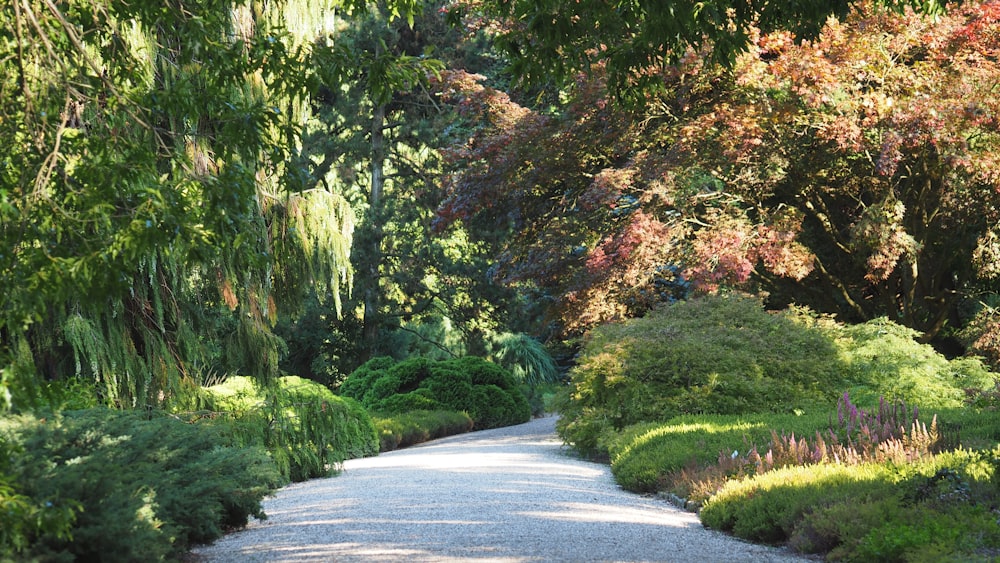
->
(340, 356), (530, 429)
(374, 390), (443, 413)
(373, 410), (475, 451)
(0, 434), (78, 560)
(336, 356), (396, 398)
(0, 408), (280, 561)
(201, 375), (379, 482)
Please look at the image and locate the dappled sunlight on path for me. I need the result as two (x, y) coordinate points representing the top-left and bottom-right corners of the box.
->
(191, 417), (809, 562)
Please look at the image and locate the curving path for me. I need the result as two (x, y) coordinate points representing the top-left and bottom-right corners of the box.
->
(190, 416), (810, 562)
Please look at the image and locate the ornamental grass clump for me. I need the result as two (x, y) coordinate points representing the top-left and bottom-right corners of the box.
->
(680, 393), (943, 504)
(700, 447), (1000, 560)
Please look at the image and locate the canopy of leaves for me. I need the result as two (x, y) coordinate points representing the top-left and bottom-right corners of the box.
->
(435, 1), (1000, 343)
(449, 0), (951, 104)
(0, 0), (356, 409)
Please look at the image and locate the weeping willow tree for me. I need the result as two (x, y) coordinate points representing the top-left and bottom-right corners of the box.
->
(0, 0), (383, 410)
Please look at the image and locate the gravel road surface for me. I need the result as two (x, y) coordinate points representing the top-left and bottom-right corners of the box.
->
(190, 416), (810, 562)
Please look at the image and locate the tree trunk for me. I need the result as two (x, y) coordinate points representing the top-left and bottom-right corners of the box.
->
(361, 100), (387, 360)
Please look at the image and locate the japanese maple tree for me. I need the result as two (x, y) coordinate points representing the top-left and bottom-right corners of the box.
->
(435, 0), (1000, 346)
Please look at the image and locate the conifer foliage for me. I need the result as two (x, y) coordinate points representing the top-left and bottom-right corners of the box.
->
(0, 1), (357, 408)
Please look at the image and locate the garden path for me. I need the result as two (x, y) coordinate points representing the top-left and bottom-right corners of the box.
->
(190, 416), (811, 562)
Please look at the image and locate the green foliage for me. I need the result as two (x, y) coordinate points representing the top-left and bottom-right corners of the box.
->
(608, 413), (828, 493)
(1, 0), (354, 410)
(699, 447), (1000, 560)
(486, 332), (561, 387)
(200, 376), (379, 482)
(464, 0), (949, 104)
(340, 356), (530, 429)
(0, 409), (280, 561)
(609, 405), (1000, 502)
(0, 436), (77, 560)
(557, 295), (845, 456)
(557, 295), (998, 458)
(373, 410), (474, 451)
(700, 462), (904, 543)
(838, 319), (996, 408)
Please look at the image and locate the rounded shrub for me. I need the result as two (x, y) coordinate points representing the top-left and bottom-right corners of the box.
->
(375, 389), (443, 413)
(700, 447), (1000, 560)
(556, 294), (998, 457)
(339, 356), (530, 429)
(557, 295), (845, 455)
(421, 369), (475, 411)
(837, 318), (996, 408)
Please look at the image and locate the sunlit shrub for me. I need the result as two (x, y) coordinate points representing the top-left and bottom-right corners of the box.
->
(607, 413), (826, 494)
(200, 375), (379, 482)
(558, 295), (846, 456)
(0, 409), (280, 561)
(557, 295), (998, 458)
(838, 319), (996, 408)
(700, 447), (1000, 560)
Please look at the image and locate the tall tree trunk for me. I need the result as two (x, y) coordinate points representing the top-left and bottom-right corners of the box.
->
(361, 100), (387, 360)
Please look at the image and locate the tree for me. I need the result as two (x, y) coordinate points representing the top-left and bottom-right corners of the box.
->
(0, 0), (356, 409)
(435, 0), (1000, 347)
(288, 0), (531, 372)
(448, 0), (952, 104)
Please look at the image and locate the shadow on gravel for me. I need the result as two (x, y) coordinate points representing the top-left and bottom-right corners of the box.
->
(191, 417), (810, 563)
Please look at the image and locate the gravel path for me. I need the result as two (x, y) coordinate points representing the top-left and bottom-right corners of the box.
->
(190, 416), (810, 562)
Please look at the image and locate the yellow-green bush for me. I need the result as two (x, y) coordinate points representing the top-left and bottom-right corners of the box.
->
(700, 448), (1000, 560)
(201, 375), (379, 482)
(608, 412), (827, 493)
(557, 295), (997, 458)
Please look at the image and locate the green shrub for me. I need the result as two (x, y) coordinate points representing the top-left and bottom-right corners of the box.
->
(200, 375), (379, 482)
(374, 390), (443, 413)
(0, 408), (281, 561)
(700, 447), (1000, 560)
(838, 319), (996, 408)
(373, 410), (474, 451)
(557, 296), (844, 456)
(0, 434), (78, 560)
(340, 356), (530, 429)
(336, 356), (396, 398)
(700, 462), (903, 543)
(608, 413), (828, 493)
(557, 295), (998, 457)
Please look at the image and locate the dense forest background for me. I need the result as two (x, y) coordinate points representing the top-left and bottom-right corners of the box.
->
(3, 0), (1000, 560)
(3, 0), (998, 408)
